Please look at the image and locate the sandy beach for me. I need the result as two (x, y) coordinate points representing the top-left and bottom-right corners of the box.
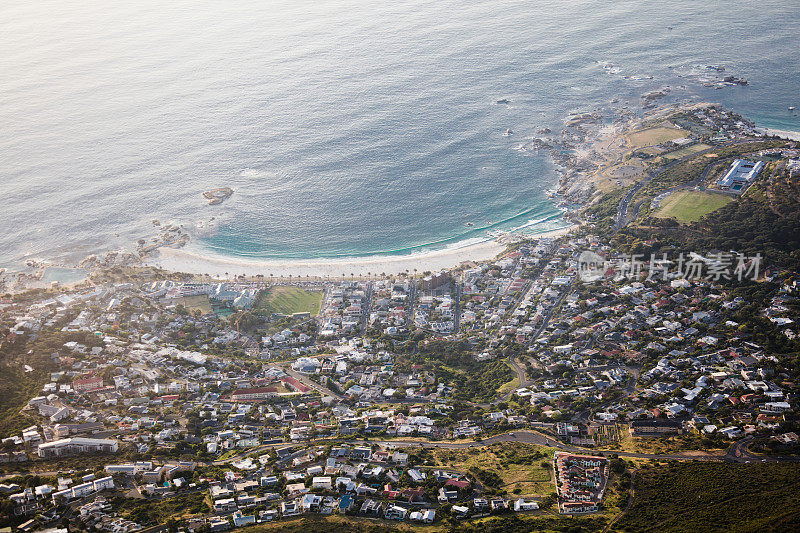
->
(758, 127), (800, 142)
(145, 227), (574, 278)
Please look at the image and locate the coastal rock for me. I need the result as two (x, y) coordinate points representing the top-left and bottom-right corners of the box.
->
(565, 112), (602, 128)
(641, 88), (671, 108)
(723, 75), (748, 86)
(203, 187), (233, 205)
(79, 251), (142, 269)
(524, 138), (554, 151)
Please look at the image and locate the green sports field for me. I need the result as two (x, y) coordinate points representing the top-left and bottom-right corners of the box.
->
(654, 190), (733, 223)
(253, 286), (323, 316)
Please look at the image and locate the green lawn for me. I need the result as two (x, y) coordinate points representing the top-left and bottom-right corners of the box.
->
(254, 286), (323, 316)
(654, 190), (733, 223)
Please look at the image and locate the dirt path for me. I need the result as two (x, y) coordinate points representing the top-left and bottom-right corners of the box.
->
(602, 468), (639, 533)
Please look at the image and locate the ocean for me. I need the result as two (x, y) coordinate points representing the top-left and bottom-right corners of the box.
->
(1, 0), (798, 268)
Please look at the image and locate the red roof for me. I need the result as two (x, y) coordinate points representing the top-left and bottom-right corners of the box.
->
(445, 479), (471, 489)
(281, 377), (311, 393)
(231, 387), (278, 396)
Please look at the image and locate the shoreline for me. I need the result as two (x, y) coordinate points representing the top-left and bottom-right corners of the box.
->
(757, 127), (800, 142)
(144, 226), (575, 278)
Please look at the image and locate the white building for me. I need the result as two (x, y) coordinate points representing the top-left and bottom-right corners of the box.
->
(37, 437), (119, 458)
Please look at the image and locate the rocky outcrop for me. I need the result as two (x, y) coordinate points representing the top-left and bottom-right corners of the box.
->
(203, 187), (233, 205)
(79, 251), (142, 269)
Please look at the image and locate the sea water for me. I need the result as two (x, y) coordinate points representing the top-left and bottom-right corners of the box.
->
(1, 0), (798, 267)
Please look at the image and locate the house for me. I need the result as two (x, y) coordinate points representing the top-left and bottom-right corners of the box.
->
(452, 504), (470, 517)
(763, 402), (791, 413)
(445, 478), (470, 491)
(438, 487), (458, 502)
(352, 446), (372, 460)
(384, 504), (408, 520)
(286, 482), (308, 497)
(73, 376), (103, 392)
(259, 509), (279, 521)
(301, 493), (322, 512)
(562, 501), (598, 514)
(229, 387), (277, 401)
(629, 419), (682, 436)
(407, 469), (426, 483)
(514, 499), (539, 511)
(360, 499), (383, 516)
(232, 510), (255, 527)
(281, 500), (300, 516)
(208, 519), (230, 532)
(338, 494), (355, 513)
(213, 498), (237, 513)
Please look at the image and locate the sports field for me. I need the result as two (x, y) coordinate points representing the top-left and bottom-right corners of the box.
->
(654, 190), (732, 223)
(658, 143), (712, 162)
(254, 286), (323, 316)
(627, 125), (688, 148)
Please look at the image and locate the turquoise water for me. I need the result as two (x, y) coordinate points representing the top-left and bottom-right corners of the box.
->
(1, 0), (798, 265)
(41, 267), (87, 285)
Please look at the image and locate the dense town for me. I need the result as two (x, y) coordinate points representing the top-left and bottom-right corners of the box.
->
(2, 105), (800, 532)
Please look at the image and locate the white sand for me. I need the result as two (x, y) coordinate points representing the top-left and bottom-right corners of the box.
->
(145, 227), (574, 279)
(758, 128), (800, 142)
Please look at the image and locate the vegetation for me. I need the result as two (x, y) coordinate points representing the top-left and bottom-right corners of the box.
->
(457, 514), (608, 532)
(112, 491), (208, 525)
(181, 294), (212, 314)
(245, 516), (407, 532)
(0, 328), (89, 436)
(615, 461), (800, 532)
(657, 142), (712, 162)
(0, 365), (45, 437)
(652, 190), (732, 223)
(430, 443), (554, 496)
(621, 180), (800, 272)
(394, 340), (514, 403)
(253, 286), (323, 316)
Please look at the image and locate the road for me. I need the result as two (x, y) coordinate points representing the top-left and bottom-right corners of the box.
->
(210, 430), (796, 468)
(614, 139), (771, 231)
(282, 367), (344, 400)
(499, 280), (573, 404)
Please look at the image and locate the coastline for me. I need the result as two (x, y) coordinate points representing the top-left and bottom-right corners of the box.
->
(144, 226), (574, 278)
(757, 127), (800, 142)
